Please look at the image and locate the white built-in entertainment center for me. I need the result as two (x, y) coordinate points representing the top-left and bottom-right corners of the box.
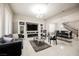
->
(18, 20), (46, 39)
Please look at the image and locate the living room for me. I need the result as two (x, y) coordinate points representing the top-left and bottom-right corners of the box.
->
(0, 3), (79, 56)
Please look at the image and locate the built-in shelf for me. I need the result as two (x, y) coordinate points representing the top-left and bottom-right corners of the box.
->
(27, 31), (38, 37)
(27, 34), (38, 37)
(18, 21), (25, 38)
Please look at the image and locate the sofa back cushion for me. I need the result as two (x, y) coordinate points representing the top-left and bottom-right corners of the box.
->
(4, 34), (13, 38)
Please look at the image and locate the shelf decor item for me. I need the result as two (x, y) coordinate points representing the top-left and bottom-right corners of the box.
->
(19, 22), (24, 25)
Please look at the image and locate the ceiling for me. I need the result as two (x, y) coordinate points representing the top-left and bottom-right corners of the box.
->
(10, 3), (79, 19)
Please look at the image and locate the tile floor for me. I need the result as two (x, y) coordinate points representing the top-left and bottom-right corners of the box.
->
(21, 36), (79, 56)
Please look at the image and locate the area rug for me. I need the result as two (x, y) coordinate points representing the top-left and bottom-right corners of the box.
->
(30, 40), (51, 52)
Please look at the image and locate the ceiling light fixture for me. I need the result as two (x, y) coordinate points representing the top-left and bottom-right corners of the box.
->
(31, 4), (47, 18)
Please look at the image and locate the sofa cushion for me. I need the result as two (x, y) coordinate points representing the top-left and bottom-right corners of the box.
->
(3, 37), (13, 42)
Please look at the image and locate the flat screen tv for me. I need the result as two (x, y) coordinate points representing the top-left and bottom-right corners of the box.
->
(26, 23), (38, 31)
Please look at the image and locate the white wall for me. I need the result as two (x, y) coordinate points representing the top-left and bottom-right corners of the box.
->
(49, 24), (56, 33)
(45, 7), (79, 33)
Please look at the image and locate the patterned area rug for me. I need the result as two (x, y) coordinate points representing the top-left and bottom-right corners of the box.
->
(30, 40), (51, 52)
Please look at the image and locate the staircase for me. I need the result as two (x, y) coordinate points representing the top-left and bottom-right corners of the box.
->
(63, 23), (78, 37)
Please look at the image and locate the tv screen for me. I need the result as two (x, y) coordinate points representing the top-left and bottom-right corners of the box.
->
(27, 23), (38, 31)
